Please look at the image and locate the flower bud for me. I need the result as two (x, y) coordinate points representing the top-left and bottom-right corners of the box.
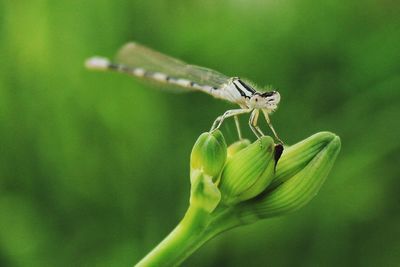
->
(237, 132), (341, 222)
(190, 130), (227, 180)
(269, 132), (338, 189)
(219, 136), (277, 205)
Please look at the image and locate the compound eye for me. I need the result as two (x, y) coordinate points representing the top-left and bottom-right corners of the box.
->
(254, 95), (263, 103)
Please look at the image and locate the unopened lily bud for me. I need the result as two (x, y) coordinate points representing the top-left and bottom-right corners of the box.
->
(238, 132), (341, 222)
(269, 132), (338, 189)
(190, 130), (227, 180)
(219, 136), (278, 205)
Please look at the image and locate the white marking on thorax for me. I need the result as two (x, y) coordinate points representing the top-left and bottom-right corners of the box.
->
(209, 82), (245, 104)
(232, 79), (254, 98)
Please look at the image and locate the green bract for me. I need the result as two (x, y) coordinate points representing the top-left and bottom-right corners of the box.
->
(190, 170), (221, 213)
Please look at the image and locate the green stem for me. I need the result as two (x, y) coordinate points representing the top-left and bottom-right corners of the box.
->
(135, 205), (212, 267)
(135, 205), (241, 267)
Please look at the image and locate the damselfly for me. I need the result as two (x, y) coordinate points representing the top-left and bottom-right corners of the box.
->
(85, 42), (282, 143)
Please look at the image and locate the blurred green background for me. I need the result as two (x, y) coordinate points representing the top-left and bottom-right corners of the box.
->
(1, 0), (399, 266)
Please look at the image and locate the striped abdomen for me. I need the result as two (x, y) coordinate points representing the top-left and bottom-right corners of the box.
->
(86, 57), (220, 93)
(85, 57), (254, 105)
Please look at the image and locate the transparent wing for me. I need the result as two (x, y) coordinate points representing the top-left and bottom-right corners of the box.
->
(115, 42), (230, 88)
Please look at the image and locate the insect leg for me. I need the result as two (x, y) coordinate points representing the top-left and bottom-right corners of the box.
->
(211, 108), (252, 132)
(249, 109), (265, 138)
(262, 109), (283, 144)
(234, 115), (243, 140)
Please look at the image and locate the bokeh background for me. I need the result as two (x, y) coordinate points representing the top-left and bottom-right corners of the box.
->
(1, 0), (399, 266)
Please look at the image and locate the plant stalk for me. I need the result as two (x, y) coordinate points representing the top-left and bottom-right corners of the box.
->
(136, 205), (209, 266)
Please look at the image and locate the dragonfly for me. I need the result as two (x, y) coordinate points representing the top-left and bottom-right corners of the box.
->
(85, 42), (282, 143)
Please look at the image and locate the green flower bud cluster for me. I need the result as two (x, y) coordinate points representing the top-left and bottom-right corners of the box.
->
(189, 130), (341, 220)
(136, 130), (341, 266)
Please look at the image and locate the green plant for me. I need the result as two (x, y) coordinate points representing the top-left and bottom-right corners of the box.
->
(135, 131), (341, 266)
